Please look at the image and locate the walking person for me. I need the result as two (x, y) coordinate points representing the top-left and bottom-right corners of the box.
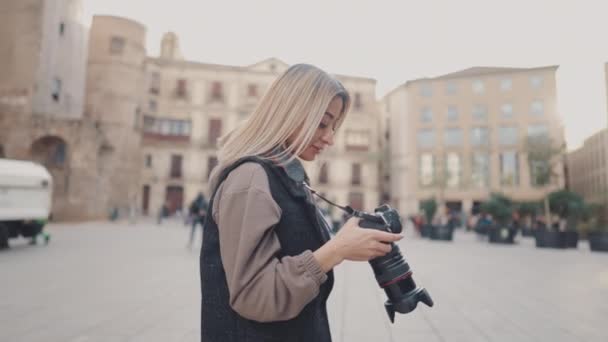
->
(200, 64), (402, 341)
(188, 192), (208, 248)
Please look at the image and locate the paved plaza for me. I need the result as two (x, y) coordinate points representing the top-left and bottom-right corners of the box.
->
(1, 219), (607, 342)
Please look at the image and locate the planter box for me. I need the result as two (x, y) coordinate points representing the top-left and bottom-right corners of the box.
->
(521, 227), (534, 237)
(488, 226), (516, 244)
(421, 224), (433, 238)
(589, 232), (608, 252)
(563, 231), (579, 248)
(535, 231), (567, 249)
(430, 225), (454, 241)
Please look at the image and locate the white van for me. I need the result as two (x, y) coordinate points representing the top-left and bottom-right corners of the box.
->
(0, 158), (53, 248)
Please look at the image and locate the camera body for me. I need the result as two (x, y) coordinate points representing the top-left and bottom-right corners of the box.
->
(352, 204), (434, 323)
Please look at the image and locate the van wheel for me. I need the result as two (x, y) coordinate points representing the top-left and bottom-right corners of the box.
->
(0, 223), (9, 249)
(20, 222), (43, 238)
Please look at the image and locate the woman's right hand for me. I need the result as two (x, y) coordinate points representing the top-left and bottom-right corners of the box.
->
(332, 217), (403, 261)
(313, 217), (404, 272)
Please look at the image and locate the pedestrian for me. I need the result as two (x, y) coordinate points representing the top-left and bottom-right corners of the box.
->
(200, 64), (402, 341)
(188, 192), (208, 248)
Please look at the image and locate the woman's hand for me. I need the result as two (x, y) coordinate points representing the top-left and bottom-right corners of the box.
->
(313, 217), (403, 272)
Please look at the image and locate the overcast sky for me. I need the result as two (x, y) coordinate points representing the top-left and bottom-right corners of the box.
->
(84, 0), (608, 150)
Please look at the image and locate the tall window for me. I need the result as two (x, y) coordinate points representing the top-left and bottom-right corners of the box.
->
(420, 107), (433, 122)
(59, 22), (65, 36)
(348, 192), (364, 211)
(211, 81), (224, 101)
(417, 129), (435, 148)
(353, 92), (362, 110)
(530, 75), (543, 88)
(319, 163), (329, 184)
(527, 124), (549, 139)
(530, 100), (544, 116)
(444, 128), (463, 147)
(419, 84), (433, 97)
(351, 163), (361, 185)
(149, 72), (160, 95)
(419, 154), (434, 187)
(345, 130), (370, 151)
(445, 82), (457, 95)
(471, 153), (490, 187)
(500, 152), (519, 186)
(530, 160), (550, 187)
(208, 119), (222, 146)
(446, 153), (461, 188)
(247, 84), (258, 97)
(447, 106), (459, 121)
(472, 104), (488, 121)
(471, 127), (489, 146)
(472, 80), (485, 94)
(500, 78), (512, 91)
(207, 156), (218, 180)
(51, 78), (62, 102)
(176, 79), (188, 98)
(498, 126), (518, 146)
(501, 103), (513, 119)
(145, 154), (152, 168)
(149, 100), (157, 112)
(170, 154), (183, 178)
(110, 36), (125, 54)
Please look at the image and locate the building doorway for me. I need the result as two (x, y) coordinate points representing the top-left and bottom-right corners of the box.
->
(165, 186), (183, 215)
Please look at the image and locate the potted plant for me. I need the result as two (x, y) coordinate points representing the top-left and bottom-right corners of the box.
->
(429, 204), (455, 241)
(516, 201), (540, 237)
(588, 202), (608, 252)
(481, 193), (516, 244)
(419, 198), (436, 238)
(546, 189), (586, 248)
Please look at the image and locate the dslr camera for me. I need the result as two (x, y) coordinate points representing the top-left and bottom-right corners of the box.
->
(351, 204), (434, 323)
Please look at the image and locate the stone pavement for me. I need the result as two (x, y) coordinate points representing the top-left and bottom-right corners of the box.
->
(1, 219), (607, 342)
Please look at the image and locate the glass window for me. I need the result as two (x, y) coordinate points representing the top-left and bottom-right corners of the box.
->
(527, 124), (549, 138)
(472, 104), (488, 120)
(444, 128), (463, 146)
(345, 130), (371, 151)
(471, 153), (490, 187)
(471, 127), (489, 146)
(149, 100), (157, 112)
(446, 82), (458, 95)
(420, 107), (433, 122)
(447, 106), (458, 121)
(530, 75), (543, 88)
(530, 160), (550, 186)
(501, 103), (513, 119)
(446, 153), (461, 188)
(110, 36), (125, 55)
(500, 152), (519, 186)
(419, 84), (433, 97)
(530, 100), (544, 115)
(472, 80), (485, 94)
(500, 78), (512, 91)
(417, 129), (435, 148)
(420, 154), (434, 186)
(499, 126), (518, 146)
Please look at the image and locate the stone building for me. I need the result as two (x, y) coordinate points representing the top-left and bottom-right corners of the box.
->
(139, 33), (382, 220)
(0, 1), (143, 220)
(381, 66), (566, 215)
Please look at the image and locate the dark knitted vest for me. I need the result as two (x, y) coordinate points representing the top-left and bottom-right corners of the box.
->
(200, 157), (334, 342)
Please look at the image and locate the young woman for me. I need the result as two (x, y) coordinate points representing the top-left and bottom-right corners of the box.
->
(200, 64), (403, 342)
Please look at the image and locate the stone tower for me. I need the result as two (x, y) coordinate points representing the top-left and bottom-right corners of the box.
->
(84, 15), (147, 217)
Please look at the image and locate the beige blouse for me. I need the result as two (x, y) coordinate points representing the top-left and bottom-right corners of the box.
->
(211, 162), (328, 322)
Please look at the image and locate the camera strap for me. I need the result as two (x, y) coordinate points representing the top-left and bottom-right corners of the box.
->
(302, 183), (355, 216)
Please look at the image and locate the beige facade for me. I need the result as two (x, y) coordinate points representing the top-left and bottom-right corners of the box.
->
(567, 129), (608, 204)
(0, 3), (144, 220)
(139, 33), (381, 219)
(381, 66), (566, 215)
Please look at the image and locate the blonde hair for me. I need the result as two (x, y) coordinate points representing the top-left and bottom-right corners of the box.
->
(209, 63), (350, 191)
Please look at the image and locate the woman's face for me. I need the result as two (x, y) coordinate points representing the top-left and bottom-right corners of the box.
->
(287, 96), (343, 161)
